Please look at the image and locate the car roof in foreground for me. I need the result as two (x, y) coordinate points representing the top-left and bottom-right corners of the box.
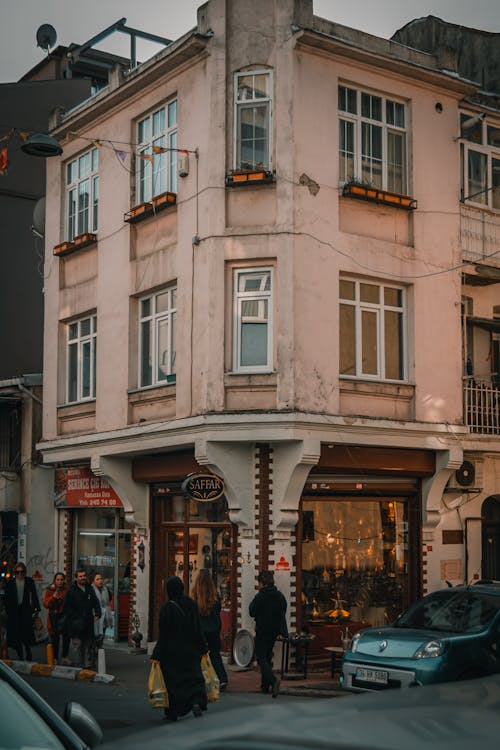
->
(101, 673), (500, 750)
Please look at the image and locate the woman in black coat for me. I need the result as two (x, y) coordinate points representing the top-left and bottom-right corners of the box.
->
(5, 562), (40, 661)
(152, 576), (208, 722)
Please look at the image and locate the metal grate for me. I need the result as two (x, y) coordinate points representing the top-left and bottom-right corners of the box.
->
(464, 378), (500, 434)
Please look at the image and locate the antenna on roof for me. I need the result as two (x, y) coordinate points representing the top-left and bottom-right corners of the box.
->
(36, 24), (57, 55)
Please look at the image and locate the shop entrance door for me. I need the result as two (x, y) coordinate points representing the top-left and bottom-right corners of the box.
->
(150, 487), (236, 654)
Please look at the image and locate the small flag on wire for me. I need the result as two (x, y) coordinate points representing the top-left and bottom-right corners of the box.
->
(113, 146), (128, 162)
(0, 147), (8, 175)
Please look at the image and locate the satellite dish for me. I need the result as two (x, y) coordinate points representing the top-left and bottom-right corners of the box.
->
(32, 197), (46, 238)
(36, 24), (57, 54)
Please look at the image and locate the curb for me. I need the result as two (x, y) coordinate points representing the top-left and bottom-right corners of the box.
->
(3, 659), (115, 684)
(280, 685), (345, 698)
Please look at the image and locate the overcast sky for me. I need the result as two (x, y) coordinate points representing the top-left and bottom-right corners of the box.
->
(1, 0), (499, 84)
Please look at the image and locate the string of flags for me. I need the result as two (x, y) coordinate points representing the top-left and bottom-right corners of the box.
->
(0, 125), (194, 176)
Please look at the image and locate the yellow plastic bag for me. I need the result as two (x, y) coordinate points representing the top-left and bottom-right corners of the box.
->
(201, 653), (220, 703)
(148, 660), (169, 709)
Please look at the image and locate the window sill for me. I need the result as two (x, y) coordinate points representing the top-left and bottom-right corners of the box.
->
(128, 381), (176, 400)
(124, 192), (177, 224)
(225, 371), (277, 383)
(53, 233), (97, 257)
(226, 169), (274, 187)
(340, 378), (413, 395)
(342, 182), (417, 210)
(57, 399), (96, 415)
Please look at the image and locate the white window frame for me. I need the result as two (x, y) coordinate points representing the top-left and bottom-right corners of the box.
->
(136, 99), (178, 203)
(233, 70), (273, 171)
(460, 112), (500, 210)
(138, 287), (177, 388)
(233, 267), (273, 373)
(339, 278), (407, 382)
(338, 84), (408, 194)
(65, 147), (99, 241)
(66, 314), (97, 403)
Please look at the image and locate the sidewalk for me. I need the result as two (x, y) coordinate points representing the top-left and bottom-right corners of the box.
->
(3, 641), (344, 698)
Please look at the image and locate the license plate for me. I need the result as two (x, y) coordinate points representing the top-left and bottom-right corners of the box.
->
(355, 667), (388, 685)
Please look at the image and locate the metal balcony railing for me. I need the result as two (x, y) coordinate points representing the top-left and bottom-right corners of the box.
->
(464, 377), (500, 434)
(460, 205), (500, 267)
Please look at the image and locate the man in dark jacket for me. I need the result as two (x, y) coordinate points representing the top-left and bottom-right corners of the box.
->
(4, 562), (40, 661)
(249, 569), (287, 698)
(63, 568), (101, 668)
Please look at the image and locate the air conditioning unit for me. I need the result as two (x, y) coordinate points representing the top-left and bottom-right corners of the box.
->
(447, 460), (484, 491)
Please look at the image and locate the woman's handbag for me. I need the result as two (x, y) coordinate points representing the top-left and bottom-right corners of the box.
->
(148, 660), (169, 709)
(201, 653), (220, 703)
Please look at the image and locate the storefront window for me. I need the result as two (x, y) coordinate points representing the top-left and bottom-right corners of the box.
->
(300, 498), (410, 631)
(74, 508), (131, 640)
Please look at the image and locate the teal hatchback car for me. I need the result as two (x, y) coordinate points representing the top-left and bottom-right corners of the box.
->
(341, 582), (500, 691)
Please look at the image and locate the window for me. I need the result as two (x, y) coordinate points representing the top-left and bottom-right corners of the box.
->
(66, 148), (99, 241)
(339, 278), (406, 381)
(234, 71), (272, 170)
(67, 314), (97, 403)
(137, 100), (178, 203)
(339, 85), (407, 194)
(460, 112), (500, 210)
(233, 268), (273, 372)
(139, 287), (177, 387)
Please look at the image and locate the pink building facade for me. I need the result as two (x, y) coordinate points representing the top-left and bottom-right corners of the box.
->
(39, 0), (500, 656)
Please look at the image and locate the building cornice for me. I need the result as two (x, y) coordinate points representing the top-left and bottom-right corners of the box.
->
(37, 411), (468, 465)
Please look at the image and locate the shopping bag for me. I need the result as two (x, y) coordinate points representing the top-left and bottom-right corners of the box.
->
(33, 616), (49, 644)
(201, 653), (220, 703)
(148, 660), (168, 709)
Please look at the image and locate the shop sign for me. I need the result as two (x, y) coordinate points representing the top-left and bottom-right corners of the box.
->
(54, 467), (123, 508)
(182, 473), (224, 502)
(275, 555), (291, 571)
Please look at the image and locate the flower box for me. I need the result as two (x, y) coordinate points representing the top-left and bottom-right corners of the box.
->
(226, 169), (274, 187)
(53, 240), (75, 257)
(125, 192), (177, 224)
(342, 182), (417, 210)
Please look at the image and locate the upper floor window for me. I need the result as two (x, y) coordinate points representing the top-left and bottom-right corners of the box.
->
(339, 278), (406, 382)
(234, 71), (272, 171)
(137, 100), (177, 203)
(139, 287), (177, 387)
(233, 268), (273, 372)
(339, 85), (407, 194)
(67, 314), (97, 403)
(460, 112), (500, 210)
(66, 148), (99, 241)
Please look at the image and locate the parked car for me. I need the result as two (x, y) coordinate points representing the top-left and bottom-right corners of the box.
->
(101, 673), (500, 750)
(0, 658), (102, 749)
(341, 582), (500, 692)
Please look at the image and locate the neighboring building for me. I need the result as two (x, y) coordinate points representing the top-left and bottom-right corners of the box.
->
(37, 0), (499, 661)
(0, 41), (129, 595)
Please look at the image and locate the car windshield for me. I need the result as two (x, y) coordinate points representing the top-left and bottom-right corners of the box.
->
(395, 590), (499, 634)
(0, 681), (66, 750)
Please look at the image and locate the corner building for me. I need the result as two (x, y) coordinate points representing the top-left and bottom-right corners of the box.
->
(39, 0), (500, 658)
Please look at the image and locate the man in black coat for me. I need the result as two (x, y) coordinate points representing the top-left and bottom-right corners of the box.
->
(4, 562), (40, 661)
(63, 568), (101, 668)
(249, 569), (288, 698)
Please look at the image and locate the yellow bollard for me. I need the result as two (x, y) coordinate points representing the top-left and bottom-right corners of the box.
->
(46, 642), (54, 666)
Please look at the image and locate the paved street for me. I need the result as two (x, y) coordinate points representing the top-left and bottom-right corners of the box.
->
(22, 643), (341, 744)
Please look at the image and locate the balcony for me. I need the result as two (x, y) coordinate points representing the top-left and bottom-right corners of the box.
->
(464, 377), (500, 435)
(460, 205), (500, 269)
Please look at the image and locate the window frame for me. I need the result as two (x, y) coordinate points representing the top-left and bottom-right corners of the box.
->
(233, 267), (273, 374)
(136, 99), (178, 204)
(460, 111), (500, 211)
(66, 314), (97, 404)
(338, 84), (408, 195)
(233, 70), (273, 171)
(339, 277), (407, 383)
(138, 286), (177, 388)
(65, 147), (99, 241)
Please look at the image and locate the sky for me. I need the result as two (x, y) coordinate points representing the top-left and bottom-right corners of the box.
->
(1, 0), (499, 84)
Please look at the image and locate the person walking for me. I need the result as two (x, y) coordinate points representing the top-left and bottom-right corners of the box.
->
(4, 562), (40, 662)
(91, 573), (113, 669)
(152, 575), (208, 722)
(43, 572), (69, 664)
(192, 568), (228, 690)
(249, 569), (288, 698)
(63, 568), (101, 668)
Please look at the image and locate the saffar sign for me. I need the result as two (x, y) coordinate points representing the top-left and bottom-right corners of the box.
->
(182, 473), (225, 502)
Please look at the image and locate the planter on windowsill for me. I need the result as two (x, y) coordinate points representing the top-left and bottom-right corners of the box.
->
(124, 192), (177, 224)
(226, 169), (274, 187)
(342, 181), (417, 210)
(53, 233), (97, 257)
(166, 374), (176, 384)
